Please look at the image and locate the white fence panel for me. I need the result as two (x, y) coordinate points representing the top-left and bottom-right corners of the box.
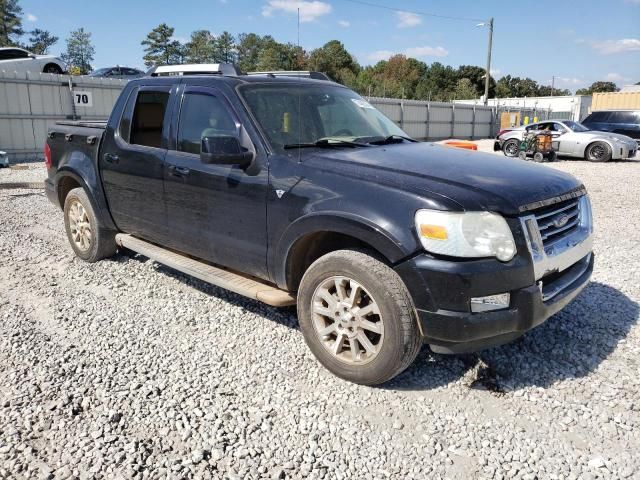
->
(0, 71), (126, 160)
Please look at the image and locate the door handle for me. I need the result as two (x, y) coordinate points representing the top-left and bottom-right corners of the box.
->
(168, 165), (190, 177)
(103, 153), (119, 164)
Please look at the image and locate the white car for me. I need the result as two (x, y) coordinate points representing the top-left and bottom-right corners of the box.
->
(495, 119), (637, 162)
(0, 47), (66, 74)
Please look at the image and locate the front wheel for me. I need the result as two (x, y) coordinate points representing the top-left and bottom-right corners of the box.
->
(297, 250), (422, 385)
(502, 139), (520, 157)
(585, 141), (612, 162)
(63, 187), (116, 262)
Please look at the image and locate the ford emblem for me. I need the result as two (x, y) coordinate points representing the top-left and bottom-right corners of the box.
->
(553, 213), (570, 228)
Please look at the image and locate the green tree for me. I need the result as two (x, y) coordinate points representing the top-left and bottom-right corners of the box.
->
(456, 65), (494, 98)
(214, 31), (236, 63)
(27, 28), (58, 54)
(454, 78), (477, 100)
(0, 0), (23, 46)
(185, 30), (215, 63)
(61, 28), (94, 75)
(236, 33), (271, 72)
(576, 81), (619, 95)
(495, 75), (541, 98)
(141, 23), (182, 67)
(414, 62), (458, 101)
(255, 39), (305, 71)
(309, 40), (359, 84)
(537, 85), (571, 96)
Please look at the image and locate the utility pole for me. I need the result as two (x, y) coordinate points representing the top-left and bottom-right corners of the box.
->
(483, 17), (494, 106)
(551, 76), (555, 96)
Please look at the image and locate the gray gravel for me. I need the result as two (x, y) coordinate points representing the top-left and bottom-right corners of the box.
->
(1, 157), (639, 479)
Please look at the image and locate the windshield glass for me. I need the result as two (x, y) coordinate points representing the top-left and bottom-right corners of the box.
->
(89, 68), (111, 76)
(240, 84), (408, 153)
(563, 120), (589, 132)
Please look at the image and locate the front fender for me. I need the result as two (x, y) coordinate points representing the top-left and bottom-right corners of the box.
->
(271, 211), (418, 290)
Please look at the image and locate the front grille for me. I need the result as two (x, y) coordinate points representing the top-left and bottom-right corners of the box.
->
(533, 197), (581, 246)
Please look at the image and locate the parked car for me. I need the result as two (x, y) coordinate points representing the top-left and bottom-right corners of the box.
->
(495, 119), (637, 162)
(582, 110), (640, 146)
(88, 66), (145, 79)
(0, 47), (65, 74)
(44, 64), (594, 385)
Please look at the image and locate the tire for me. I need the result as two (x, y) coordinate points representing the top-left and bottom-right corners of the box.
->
(518, 151), (527, 161)
(43, 63), (62, 74)
(547, 151), (557, 162)
(63, 187), (116, 262)
(533, 152), (544, 162)
(502, 139), (520, 157)
(297, 249), (422, 385)
(585, 141), (612, 162)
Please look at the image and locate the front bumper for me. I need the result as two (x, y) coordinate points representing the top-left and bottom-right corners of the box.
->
(395, 203), (594, 353)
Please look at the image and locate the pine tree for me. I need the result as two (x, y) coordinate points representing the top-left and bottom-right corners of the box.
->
(185, 30), (215, 64)
(214, 31), (235, 63)
(61, 28), (95, 75)
(0, 0), (24, 47)
(27, 28), (58, 55)
(141, 23), (182, 67)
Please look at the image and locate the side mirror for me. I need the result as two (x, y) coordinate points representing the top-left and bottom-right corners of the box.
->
(200, 135), (254, 167)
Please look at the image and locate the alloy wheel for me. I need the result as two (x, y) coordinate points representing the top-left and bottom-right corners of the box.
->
(68, 200), (92, 252)
(311, 276), (384, 365)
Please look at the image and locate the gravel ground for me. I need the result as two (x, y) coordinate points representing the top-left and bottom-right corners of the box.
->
(0, 156), (639, 480)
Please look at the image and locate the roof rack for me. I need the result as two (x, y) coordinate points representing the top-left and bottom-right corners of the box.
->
(247, 70), (332, 81)
(146, 63), (242, 77)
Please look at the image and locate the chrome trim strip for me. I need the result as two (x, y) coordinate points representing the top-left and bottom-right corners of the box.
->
(520, 195), (594, 281)
(535, 200), (579, 220)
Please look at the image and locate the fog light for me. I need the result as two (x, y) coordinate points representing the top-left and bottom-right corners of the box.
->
(470, 293), (510, 313)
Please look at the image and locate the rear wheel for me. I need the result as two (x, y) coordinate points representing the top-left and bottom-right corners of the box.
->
(502, 139), (520, 157)
(533, 152), (544, 162)
(585, 141), (612, 162)
(63, 187), (116, 262)
(297, 250), (422, 385)
(518, 151), (527, 161)
(43, 63), (62, 74)
(547, 151), (557, 162)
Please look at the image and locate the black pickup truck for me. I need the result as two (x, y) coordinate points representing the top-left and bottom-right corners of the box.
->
(44, 64), (594, 385)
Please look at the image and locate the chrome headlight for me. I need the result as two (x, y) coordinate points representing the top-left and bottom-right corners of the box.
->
(415, 209), (516, 261)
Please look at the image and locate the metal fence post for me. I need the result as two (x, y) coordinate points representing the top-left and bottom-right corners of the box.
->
(425, 102), (430, 141)
(399, 100), (404, 131)
(451, 103), (455, 138)
(471, 104), (476, 140)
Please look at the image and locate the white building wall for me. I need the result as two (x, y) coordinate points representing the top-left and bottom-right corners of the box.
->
(454, 95), (593, 121)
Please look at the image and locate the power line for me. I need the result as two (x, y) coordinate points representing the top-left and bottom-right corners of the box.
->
(339, 0), (486, 23)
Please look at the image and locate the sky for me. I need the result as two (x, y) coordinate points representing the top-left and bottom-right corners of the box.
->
(19, 0), (640, 91)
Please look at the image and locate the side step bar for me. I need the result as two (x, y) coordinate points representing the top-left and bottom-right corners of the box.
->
(115, 234), (296, 307)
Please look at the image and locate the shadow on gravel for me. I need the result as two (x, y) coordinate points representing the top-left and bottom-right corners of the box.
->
(112, 251), (299, 330)
(385, 282), (639, 391)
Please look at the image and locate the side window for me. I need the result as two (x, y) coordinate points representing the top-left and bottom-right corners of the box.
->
(130, 91), (170, 148)
(610, 112), (635, 124)
(586, 112), (610, 122)
(177, 93), (237, 155)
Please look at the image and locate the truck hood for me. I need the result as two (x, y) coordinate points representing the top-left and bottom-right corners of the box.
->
(303, 142), (584, 215)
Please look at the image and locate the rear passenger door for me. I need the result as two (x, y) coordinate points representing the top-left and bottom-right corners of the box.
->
(163, 85), (270, 279)
(100, 85), (175, 245)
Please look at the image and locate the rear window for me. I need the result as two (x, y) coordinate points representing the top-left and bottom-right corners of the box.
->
(129, 91), (170, 148)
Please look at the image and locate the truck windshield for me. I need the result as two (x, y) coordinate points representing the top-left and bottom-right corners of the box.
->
(240, 84), (409, 153)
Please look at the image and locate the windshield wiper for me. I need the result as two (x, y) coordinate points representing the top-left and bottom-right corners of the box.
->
(366, 135), (417, 145)
(283, 139), (371, 149)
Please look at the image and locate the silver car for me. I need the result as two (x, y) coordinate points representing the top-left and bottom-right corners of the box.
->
(495, 119), (637, 162)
